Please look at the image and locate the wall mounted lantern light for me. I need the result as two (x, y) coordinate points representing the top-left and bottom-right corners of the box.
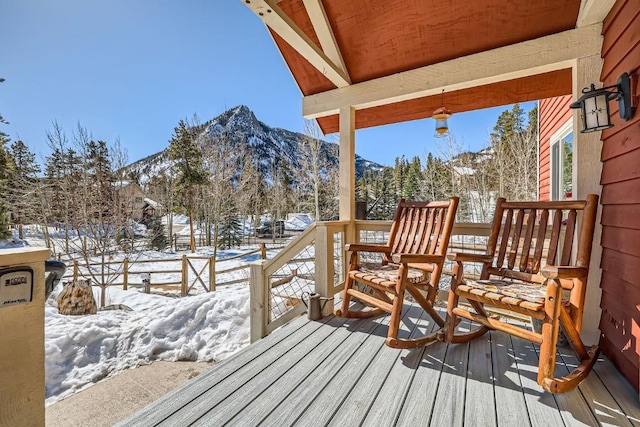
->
(570, 72), (637, 133)
(433, 89), (451, 137)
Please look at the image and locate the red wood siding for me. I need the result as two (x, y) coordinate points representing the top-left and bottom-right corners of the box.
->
(538, 96), (572, 200)
(599, 0), (640, 390)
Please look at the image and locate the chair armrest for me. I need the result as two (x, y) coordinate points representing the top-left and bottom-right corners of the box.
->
(391, 253), (444, 264)
(541, 266), (588, 280)
(447, 253), (494, 263)
(344, 243), (391, 253)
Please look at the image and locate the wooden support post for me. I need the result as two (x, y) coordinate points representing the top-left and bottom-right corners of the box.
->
(73, 260), (78, 281)
(339, 106), (357, 247)
(314, 224), (335, 316)
(250, 260), (268, 342)
(181, 255), (188, 297)
(339, 106), (355, 224)
(573, 54), (604, 345)
(209, 255), (216, 292)
(123, 258), (128, 290)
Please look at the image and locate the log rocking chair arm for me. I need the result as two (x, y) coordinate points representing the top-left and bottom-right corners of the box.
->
(391, 253), (445, 264)
(345, 243), (392, 254)
(447, 252), (494, 264)
(541, 266), (588, 280)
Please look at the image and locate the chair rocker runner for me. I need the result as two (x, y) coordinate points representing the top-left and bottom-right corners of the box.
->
(337, 197), (459, 349)
(445, 195), (599, 393)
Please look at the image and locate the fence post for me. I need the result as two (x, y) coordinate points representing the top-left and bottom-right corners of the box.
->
(250, 260), (268, 342)
(181, 255), (188, 297)
(123, 258), (129, 290)
(142, 273), (150, 294)
(260, 243), (266, 260)
(314, 224), (335, 316)
(73, 260), (79, 281)
(209, 255), (216, 292)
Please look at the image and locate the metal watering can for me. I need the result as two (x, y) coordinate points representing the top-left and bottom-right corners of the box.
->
(301, 292), (333, 320)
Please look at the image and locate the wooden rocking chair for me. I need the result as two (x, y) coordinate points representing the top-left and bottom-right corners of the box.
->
(336, 197), (459, 349)
(444, 195), (599, 393)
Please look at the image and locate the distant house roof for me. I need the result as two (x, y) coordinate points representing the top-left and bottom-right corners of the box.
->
(453, 166), (475, 176)
(144, 198), (162, 209)
(114, 180), (133, 191)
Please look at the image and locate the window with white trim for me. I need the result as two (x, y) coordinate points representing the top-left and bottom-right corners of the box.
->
(550, 120), (573, 201)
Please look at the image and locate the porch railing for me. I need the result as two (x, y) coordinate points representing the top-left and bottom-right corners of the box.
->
(250, 220), (491, 341)
(250, 221), (349, 341)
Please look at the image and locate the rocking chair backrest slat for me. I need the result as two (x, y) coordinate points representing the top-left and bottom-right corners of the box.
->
(484, 196), (598, 282)
(411, 208), (430, 253)
(496, 207), (512, 268)
(547, 209), (563, 266)
(419, 208), (437, 254)
(532, 209), (549, 272)
(561, 210), (577, 266)
(394, 208), (412, 250)
(507, 209), (525, 270)
(519, 209), (537, 272)
(405, 208), (422, 253)
(388, 198), (458, 257)
(429, 208), (446, 254)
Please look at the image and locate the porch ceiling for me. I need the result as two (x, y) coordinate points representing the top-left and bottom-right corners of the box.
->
(242, 0), (607, 134)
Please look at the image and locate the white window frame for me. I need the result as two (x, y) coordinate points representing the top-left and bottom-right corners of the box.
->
(550, 120), (574, 201)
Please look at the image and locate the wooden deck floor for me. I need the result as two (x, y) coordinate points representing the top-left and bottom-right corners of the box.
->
(118, 303), (640, 426)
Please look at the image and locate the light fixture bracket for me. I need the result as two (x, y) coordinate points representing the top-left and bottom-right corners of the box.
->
(570, 72), (637, 133)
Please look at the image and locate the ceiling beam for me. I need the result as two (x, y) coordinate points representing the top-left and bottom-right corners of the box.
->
(302, 0), (349, 79)
(302, 24), (603, 119)
(242, 0), (351, 87)
(576, 0), (616, 27)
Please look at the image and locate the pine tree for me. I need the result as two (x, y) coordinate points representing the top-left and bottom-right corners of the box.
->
(148, 217), (167, 250)
(0, 78), (13, 239)
(488, 104), (538, 200)
(218, 196), (242, 249)
(7, 140), (41, 239)
(168, 119), (208, 252)
(404, 156), (422, 200)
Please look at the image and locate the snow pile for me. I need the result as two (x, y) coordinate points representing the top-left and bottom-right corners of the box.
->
(45, 285), (250, 404)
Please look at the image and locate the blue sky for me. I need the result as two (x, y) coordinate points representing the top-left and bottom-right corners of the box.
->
(1, 0), (534, 167)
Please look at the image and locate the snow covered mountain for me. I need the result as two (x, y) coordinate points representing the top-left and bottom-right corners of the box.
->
(123, 105), (382, 186)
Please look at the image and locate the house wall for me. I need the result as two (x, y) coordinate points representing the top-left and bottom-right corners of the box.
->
(598, 0), (640, 390)
(118, 183), (146, 221)
(538, 95), (572, 200)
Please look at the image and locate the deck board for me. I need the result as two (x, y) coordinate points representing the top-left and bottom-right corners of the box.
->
(491, 329), (531, 426)
(117, 302), (640, 427)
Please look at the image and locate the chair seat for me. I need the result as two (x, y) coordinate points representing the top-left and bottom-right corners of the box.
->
(461, 278), (547, 304)
(350, 263), (426, 288)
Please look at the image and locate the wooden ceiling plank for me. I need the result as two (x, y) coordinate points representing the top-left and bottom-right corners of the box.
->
(301, 0), (350, 79)
(302, 24), (603, 118)
(242, 0), (351, 87)
(577, 0), (616, 27)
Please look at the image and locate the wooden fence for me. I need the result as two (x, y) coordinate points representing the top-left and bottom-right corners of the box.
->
(64, 245), (268, 297)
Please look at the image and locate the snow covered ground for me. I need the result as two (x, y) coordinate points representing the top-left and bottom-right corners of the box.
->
(0, 215), (314, 405)
(44, 279), (250, 405)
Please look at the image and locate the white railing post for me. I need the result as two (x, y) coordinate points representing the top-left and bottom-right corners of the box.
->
(314, 223), (335, 316)
(250, 260), (268, 342)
